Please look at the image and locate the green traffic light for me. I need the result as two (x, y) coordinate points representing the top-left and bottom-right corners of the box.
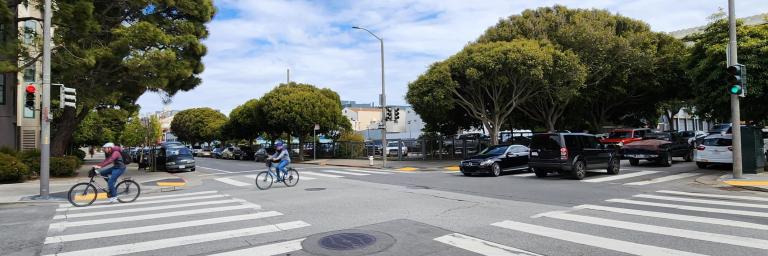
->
(729, 85), (743, 95)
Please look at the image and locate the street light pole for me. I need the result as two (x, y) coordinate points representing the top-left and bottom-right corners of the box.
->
(39, 0), (53, 199)
(353, 26), (387, 168)
(727, 0), (743, 179)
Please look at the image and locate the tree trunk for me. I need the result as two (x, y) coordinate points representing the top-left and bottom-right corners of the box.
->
(51, 107), (89, 156)
(546, 120), (556, 133)
(297, 136), (304, 162)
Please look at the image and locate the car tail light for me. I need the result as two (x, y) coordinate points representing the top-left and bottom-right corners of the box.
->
(560, 147), (568, 160)
(696, 145), (706, 151)
(728, 146), (733, 151)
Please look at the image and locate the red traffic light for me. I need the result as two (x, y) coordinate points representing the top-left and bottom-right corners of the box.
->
(25, 85), (36, 94)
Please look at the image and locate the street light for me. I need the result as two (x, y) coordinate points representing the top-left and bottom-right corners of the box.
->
(353, 26), (387, 168)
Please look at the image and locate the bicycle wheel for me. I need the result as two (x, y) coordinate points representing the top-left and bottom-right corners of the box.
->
(67, 183), (98, 207)
(283, 169), (299, 187)
(115, 179), (141, 203)
(254, 171), (274, 190)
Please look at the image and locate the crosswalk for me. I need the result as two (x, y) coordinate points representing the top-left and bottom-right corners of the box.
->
(44, 190), (311, 256)
(434, 190), (768, 256)
(212, 168), (404, 187)
(457, 168), (703, 186)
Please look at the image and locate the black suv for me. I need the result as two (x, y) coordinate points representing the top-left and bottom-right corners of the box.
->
(528, 133), (620, 180)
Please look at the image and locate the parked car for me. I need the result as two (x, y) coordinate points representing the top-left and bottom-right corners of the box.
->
(460, 144), (530, 177)
(237, 147), (255, 160)
(221, 147), (238, 159)
(600, 128), (652, 148)
(622, 132), (694, 167)
(192, 145), (202, 156)
(695, 134), (733, 168)
(708, 123), (732, 135)
(254, 148), (269, 162)
(212, 148), (224, 159)
(451, 133), (489, 155)
(529, 133), (620, 180)
(386, 141), (408, 157)
(158, 146), (196, 172)
(199, 146), (212, 157)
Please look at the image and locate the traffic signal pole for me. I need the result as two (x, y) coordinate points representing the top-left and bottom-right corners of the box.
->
(39, 0), (53, 199)
(728, 0), (743, 179)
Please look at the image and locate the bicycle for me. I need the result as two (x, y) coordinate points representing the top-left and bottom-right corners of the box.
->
(67, 167), (141, 207)
(255, 160), (299, 190)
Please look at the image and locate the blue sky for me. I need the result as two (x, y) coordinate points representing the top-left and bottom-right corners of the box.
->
(136, 0), (768, 115)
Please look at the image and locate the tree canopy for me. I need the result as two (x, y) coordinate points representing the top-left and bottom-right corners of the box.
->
(170, 108), (227, 145)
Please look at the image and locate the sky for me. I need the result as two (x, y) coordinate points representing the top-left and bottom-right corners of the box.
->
(136, 0), (768, 116)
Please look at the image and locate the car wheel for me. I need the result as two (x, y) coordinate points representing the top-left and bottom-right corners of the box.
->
(462, 172), (472, 176)
(607, 157), (620, 175)
(683, 150), (693, 162)
(629, 159), (639, 166)
(696, 162), (708, 169)
(190, 168), (196, 172)
(659, 152), (672, 167)
(571, 161), (586, 180)
(533, 168), (548, 178)
(489, 163), (501, 177)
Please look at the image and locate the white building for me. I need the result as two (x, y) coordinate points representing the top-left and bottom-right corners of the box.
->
(341, 103), (425, 140)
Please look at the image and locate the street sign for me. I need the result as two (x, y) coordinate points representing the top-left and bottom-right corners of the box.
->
(314, 124), (320, 130)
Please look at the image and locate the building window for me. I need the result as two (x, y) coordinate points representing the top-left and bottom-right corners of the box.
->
(24, 66), (36, 82)
(23, 20), (36, 45)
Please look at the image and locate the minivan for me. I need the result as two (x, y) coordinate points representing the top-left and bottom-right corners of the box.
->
(529, 133), (620, 180)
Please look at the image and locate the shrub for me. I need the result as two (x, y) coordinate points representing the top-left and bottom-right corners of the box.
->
(50, 157), (79, 177)
(19, 149), (41, 177)
(0, 147), (18, 157)
(71, 149), (86, 162)
(63, 155), (83, 169)
(0, 153), (30, 183)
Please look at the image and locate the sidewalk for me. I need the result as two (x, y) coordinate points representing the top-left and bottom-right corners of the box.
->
(300, 158), (461, 171)
(719, 172), (768, 192)
(0, 158), (184, 203)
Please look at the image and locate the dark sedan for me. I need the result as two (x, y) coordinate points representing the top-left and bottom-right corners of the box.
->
(460, 144), (530, 177)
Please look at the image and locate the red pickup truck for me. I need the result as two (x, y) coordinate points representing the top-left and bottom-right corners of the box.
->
(600, 128), (652, 147)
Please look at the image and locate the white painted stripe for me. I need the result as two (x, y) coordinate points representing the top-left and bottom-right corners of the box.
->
(434, 233), (542, 256)
(582, 171), (658, 183)
(346, 169), (393, 174)
(492, 220), (706, 256)
(656, 190), (768, 202)
(513, 173), (536, 177)
(575, 204), (768, 231)
(624, 173), (700, 186)
(301, 171), (343, 178)
(45, 211), (283, 244)
(49, 204), (261, 229)
(607, 199), (768, 218)
(322, 170), (370, 176)
(59, 194), (229, 212)
(541, 212), (768, 250)
(54, 199), (246, 219)
(215, 177), (252, 187)
(43, 221), (310, 256)
(197, 166), (234, 173)
(57, 191), (219, 208)
(443, 171), (460, 173)
(208, 238), (305, 256)
(245, 174), (316, 180)
(634, 194), (768, 209)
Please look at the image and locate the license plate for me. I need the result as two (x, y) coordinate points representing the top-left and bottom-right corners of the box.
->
(531, 152), (539, 156)
(178, 165), (185, 169)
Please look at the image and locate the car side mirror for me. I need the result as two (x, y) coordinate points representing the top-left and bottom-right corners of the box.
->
(506, 152), (515, 157)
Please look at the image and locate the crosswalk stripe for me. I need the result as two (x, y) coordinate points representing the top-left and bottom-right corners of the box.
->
(197, 166), (234, 173)
(656, 190), (768, 202)
(582, 171), (658, 183)
(215, 178), (252, 187)
(45, 211), (283, 244)
(301, 171), (343, 178)
(58, 194), (229, 212)
(49, 204), (261, 230)
(541, 212), (768, 250)
(57, 191), (220, 208)
(244, 174), (317, 180)
(574, 204), (768, 231)
(322, 170), (371, 176)
(53, 199), (246, 220)
(606, 199), (768, 218)
(434, 233), (542, 256)
(492, 220), (706, 256)
(346, 169), (393, 174)
(633, 194), (768, 209)
(208, 238), (305, 256)
(624, 173), (700, 186)
(43, 221), (310, 256)
(513, 173), (536, 177)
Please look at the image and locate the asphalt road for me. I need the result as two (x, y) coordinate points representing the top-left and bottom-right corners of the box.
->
(5, 157), (768, 256)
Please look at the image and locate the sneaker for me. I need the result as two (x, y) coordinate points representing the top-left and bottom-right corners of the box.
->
(108, 197), (119, 203)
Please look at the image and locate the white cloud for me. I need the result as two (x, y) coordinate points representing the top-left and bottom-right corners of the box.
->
(137, 0), (768, 115)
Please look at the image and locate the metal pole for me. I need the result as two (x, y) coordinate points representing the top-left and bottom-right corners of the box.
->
(39, 0), (52, 199)
(379, 37), (387, 168)
(728, 0), (743, 178)
(313, 129), (316, 160)
(287, 68), (290, 84)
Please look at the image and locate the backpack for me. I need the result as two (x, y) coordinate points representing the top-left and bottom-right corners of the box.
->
(120, 150), (132, 165)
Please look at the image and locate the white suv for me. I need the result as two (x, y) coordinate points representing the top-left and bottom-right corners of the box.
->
(695, 134), (732, 168)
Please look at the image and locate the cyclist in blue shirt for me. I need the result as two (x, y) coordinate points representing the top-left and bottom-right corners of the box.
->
(268, 141), (291, 180)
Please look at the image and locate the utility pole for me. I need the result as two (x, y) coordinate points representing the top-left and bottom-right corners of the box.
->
(727, 0), (743, 179)
(38, 0), (53, 199)
(352, 26), (387, 168)
(287, 68), (290, 84)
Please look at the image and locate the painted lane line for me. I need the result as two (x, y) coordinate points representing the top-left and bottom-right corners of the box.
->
(301, 171), (343, 178)
(345, 169), (393, 174)
(244, 174), (316, 180)
(624, 173), (700, 186)
(542, 212), (768, 250)
(492, 220), (706, 256)
(633, 194), (768, 209)
(43, 221), (310, 256)
(656, 190), (768, 202)
(197, 166), (234, 173)
(53, 199), (246, 220)
(198, 170), (264, 177)
(606, 199), (768, 218)
(322, 170), (371, 176)
(513, 173), (536, 177)
(208, 238), (305, 256)
(434, 233), (542, 256)
(582, 170), (659, 183)
(45, 211), (282, 244)
(57, 191), (219, 209)
(57, 194), (229, 212)
(49, 204), (261, 230)
(575, 204), (768, 231)
(214, 177), (252, 187)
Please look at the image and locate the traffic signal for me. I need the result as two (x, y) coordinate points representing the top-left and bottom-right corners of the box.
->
(394, 108), (400, 122)
(385, 107), (392, 121)
(24, 84), (35, 109)
(726, 64), (746, 96)
(60, 85), (77, 108)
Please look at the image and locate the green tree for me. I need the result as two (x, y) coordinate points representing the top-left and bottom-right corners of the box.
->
(121, 115), (144, 147)
(72, 108), (129, 146)
(223, 99), (264, 141)
(47, 0), (215, 156)
(148, 115), (163, 144)
(171, 108), (226, 145)
(261, 82), (350, 161)
(406, 63), (479, 136)
(685, 18), (768, 124)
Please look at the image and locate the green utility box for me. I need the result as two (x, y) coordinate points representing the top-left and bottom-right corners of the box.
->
(740, 126), (766, 174)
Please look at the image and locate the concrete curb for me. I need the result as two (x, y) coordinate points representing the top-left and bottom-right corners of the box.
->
(299, 161), (452, 172)
(716, 174), (768, 193)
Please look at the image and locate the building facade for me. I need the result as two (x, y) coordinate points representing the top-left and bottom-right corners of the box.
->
(341, 101), (425, 140)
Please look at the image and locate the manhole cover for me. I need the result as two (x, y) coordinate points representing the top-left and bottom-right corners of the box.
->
(305, 188), (326, 191)
(319, 233), (376, 250)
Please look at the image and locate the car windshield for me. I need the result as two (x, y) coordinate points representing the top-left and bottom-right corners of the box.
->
(480, 145), (508, 155)
(702, 138), (732, 147)
(388, 142), (400, 147)
(531, 134), (561, 150)
(608, 131), (631, 139)
(166, 147), (193, 156)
